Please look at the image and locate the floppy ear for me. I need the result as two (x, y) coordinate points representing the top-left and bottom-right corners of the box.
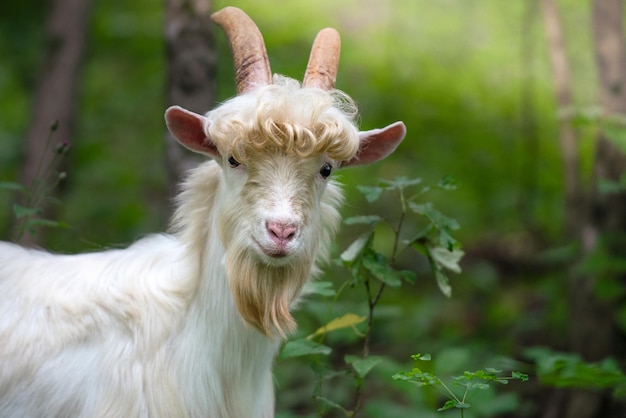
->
(341, 121), (407, 167)
(165, 106), (220, 158)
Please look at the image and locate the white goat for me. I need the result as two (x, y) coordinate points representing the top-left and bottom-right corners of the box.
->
(0, 7), (406, 418)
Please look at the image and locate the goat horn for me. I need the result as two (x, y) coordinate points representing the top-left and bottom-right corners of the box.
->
(303, 28), (341, 90)
(211, 7), (272, 94)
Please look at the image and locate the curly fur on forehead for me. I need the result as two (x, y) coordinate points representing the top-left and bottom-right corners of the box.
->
(204, 75), (361, 162)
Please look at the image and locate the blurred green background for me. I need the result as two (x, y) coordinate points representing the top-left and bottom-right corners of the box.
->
(0, 0), (623, 416)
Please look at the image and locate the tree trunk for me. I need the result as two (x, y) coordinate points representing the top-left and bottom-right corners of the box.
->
(17, 0), (91, 246)
(541, 1), (626, 416)
(519, 0), (540, 228)
(164, 0), (216, 194)
(564, 0), (626, 416)
(589, 0), (626, 365)
(539, 0), (583, 236)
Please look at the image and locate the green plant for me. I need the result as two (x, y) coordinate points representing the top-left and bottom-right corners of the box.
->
(278, 176), (464, 416)
(525, 346), (626, 398)
(0, 121), (70, 242)
(392, 353), (529, 416)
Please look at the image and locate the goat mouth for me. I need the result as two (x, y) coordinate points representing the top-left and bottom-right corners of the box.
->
(252, 237), (290, 260)
(265, 249), (289, 259)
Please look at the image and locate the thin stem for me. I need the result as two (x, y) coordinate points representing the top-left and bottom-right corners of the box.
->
(462, 387), (469, 404)
(437, 378), (462, 405)
(15, 123), (61, 241)
(350, 276), (372, 416)
(352, 190), (408, 416)
(390, 211), (405, 263)
(28, 123), (58, 207)
(31, 123), (57, 191)
(362, 289), (373, 357)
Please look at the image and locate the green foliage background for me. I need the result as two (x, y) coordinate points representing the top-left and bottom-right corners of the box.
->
(0, 0), (619, 416)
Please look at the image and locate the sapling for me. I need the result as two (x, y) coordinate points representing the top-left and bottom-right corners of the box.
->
(392, 353), (529, 417)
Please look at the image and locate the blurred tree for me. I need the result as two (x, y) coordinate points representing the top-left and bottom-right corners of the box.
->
(164, 0), (216, 193)
(540, 0), (580, 233)
(519, 0), (541, 229)
(17, 0), (92, 246)
(574, 0), (626, 416)
(542, 0), (626, 417)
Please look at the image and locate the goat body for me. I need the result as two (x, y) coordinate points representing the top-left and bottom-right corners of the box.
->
(0, 7), (406, 417)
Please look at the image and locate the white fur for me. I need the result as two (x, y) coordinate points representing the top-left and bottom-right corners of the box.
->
(0, 77), (359, 417)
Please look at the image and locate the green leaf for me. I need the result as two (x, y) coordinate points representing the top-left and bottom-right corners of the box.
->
(391, 371), (413, 382)
(307, 313), (366, 339)
(0, 182), (25, 191)
(345, 355), (383, 378)
(424, 245), (462, 297)
(356, 185), (384, 202)
(399, 270), (416, 284)
(525, 347), (626, 390)
(340, 231), (373, 267)
(381, 176), (422, 190)
(430, 247), (464, 274)
(410, 238), (428, 255)
(12, 204), (40, 219)
(512, 371), (529, 382)
(456, 380), (490, 390)
(313, 396), (351, 417)
(392, 369), (439, 386)
(26, 218), (69, 229)
(437, 399), (458, 411)
(409, 201), (460, 249)
(344, 215), (382, 226)
(303, 281), (336, 297)
(437, 175), (459, 190)
(438, 399), (470, 411)
(362, 250), (403, 287)
(411, 353), (432, 361)
(409, 202), (460, 230)
(434, 269), (452, 298)
(404, 227), (433, 248)
(278, 338), (331, 360)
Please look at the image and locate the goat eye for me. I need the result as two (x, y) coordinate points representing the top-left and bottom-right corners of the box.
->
(319, 162), (332, 178)
(227, 156), (240, 168)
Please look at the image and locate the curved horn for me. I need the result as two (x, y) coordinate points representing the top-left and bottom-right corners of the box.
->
(303, 28), (341, 90)
(211, 7), (272, 94)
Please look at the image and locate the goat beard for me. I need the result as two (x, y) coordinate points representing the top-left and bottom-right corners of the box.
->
(224, 245), (313, 338)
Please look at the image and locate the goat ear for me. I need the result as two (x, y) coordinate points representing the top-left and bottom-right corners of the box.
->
(341, 121), (407, 167)
(165, 106), (220, 158)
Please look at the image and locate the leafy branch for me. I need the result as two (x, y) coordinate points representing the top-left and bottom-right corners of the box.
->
(393, 353), (529, 417)
(277, 176), (464, 417)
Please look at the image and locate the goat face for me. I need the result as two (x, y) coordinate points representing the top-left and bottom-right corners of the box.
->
(210, 125), (347, 337)
(165, 88), (405, 337)
(219, 152), (332, 265)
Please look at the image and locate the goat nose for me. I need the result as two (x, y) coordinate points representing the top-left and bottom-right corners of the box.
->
(266, 221), (298, 244)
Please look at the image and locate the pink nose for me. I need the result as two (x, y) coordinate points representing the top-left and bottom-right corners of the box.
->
(266, 221), (298, 246)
